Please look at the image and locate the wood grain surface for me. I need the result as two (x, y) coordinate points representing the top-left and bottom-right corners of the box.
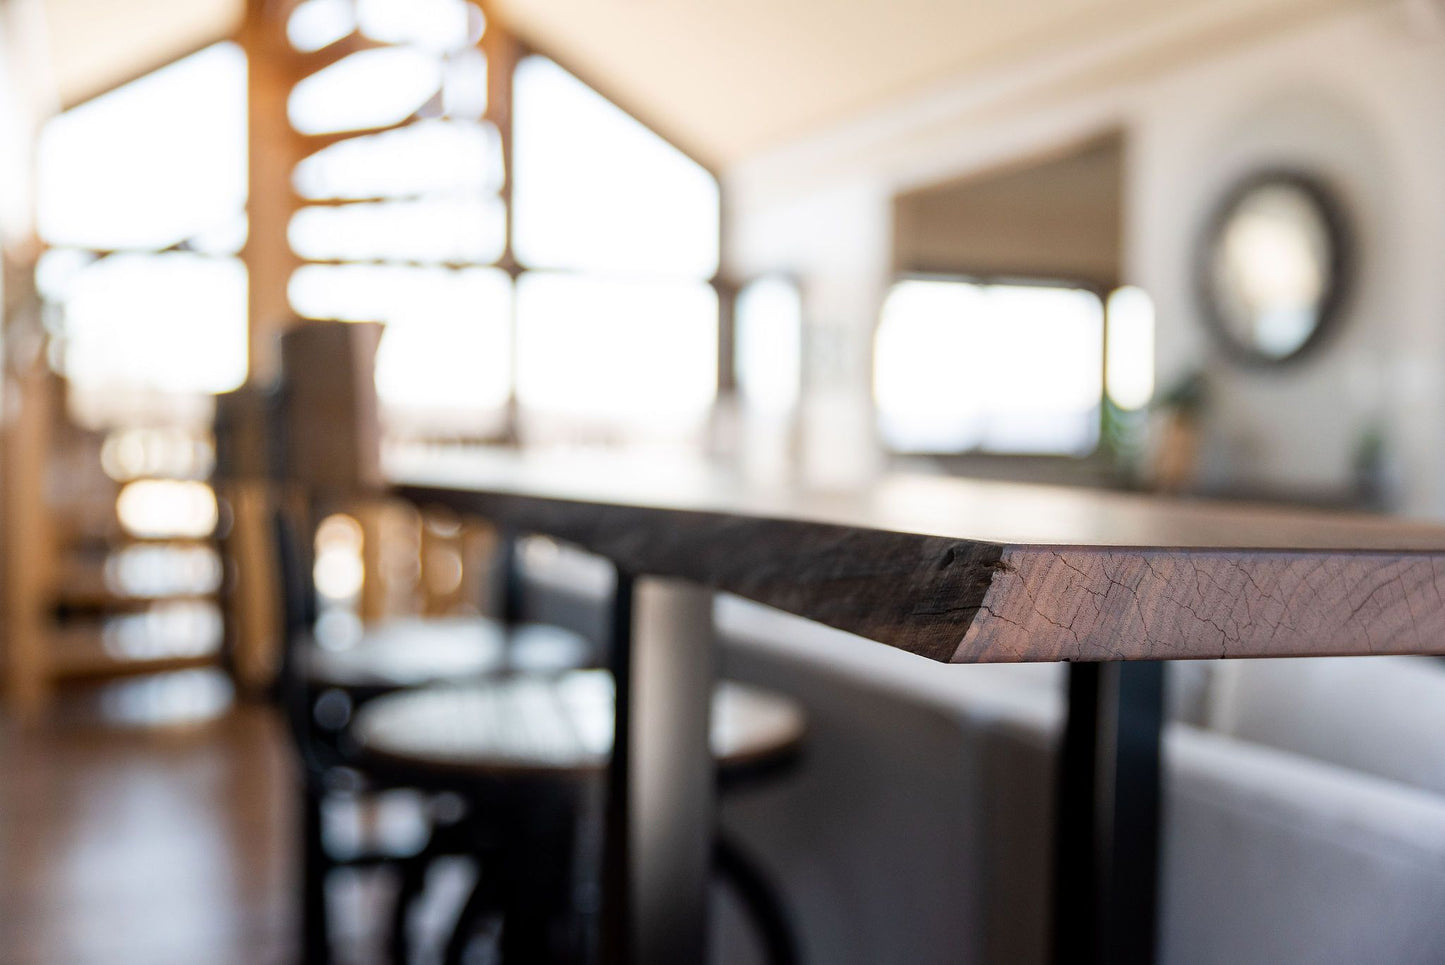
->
(392, 451), (1445, 664)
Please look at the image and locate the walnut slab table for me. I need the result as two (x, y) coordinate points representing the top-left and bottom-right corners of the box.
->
(393, 450), (1445, 965)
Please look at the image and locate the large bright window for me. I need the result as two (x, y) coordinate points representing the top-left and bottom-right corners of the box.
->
(512, 56), (720, 277)
(37, 42), (249, 400)
(1105, 285), (1156, 411)
(282, 6), (721, 450)
(281, 0), (503, 442)
(371, 269), (513, 436)
(735, 276), (803, 417)
(56, 253), (248, 395)
(33, 45), (243, 671)
(515, 274), (717, 437)
(511, 57), (720, 447)
(38, 44), (247, 253)
(874, 279), (1106, 455)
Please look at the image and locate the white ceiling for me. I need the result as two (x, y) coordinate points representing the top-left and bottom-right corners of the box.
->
(39, 0), (1364, 163)
(489, 0), (1367, 166)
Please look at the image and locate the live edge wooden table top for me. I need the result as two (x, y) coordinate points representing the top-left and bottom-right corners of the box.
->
(392, 451), (1445, 666)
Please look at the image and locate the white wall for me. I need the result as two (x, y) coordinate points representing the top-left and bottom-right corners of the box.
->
(1130, 7), (1445, 511)
(726, 2), (1445, 514)
(729, 182), (892, 488)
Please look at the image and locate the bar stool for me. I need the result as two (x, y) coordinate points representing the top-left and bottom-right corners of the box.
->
(295, 613), (590, 749)
(269, 479), (595, 964)
(228, 321), (596, 962)
(349, 668), (807, 964)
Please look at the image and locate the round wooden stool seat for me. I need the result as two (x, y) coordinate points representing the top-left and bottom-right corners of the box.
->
(350, 669), (806, 781)
(302, 617), (591, 693)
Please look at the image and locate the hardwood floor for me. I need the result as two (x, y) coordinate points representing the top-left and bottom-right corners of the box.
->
(0, 670), (296, 964)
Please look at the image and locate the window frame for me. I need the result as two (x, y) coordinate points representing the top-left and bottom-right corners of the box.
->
(251, 11), (729, 446)
(500, 42), (728, 444)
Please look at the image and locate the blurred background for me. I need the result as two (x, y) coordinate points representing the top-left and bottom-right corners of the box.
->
(2, 0), (1445, 962)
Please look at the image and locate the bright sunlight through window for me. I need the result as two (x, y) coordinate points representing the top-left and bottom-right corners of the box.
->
(57, 253), (248, 394)
(281, 39), (719, 450)
(288, 47), (442, 136)
(516, 273), (717, 437)
(1105, 286), (1155, 410)
(37, 43), (248, 396)
(116, 480), (220, 540)
(735, 277), (803, 417)
(875, 279), (1104, 455)
(513, 56), (719, 278)
(38, 44), (246, 251)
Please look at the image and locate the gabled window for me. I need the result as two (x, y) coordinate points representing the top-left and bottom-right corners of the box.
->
(511, 56), (719, 447)
(278, 2), (722, 451)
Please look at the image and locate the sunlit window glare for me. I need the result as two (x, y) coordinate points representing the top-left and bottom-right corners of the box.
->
(282, 46), (719, 451)
(516, 273), (718, 439)
(37, 43), (246, 251)
(97, 670), (233, 726)
(102, 601), (223, 660)
(373, 273), (512, 431)
(55, 253), (248, 394)
(100, 427), (215, 482)
(98, 670), (234, 726)
(441, 49), (489, 120)
(34, 246), (93, 301)
(287, 0), (356, 53)
(288, 48), (442, 136)
(875, 279), (1103, 455)
(735, 277), (803, 416)
(289, 196), (504, 264)
(1105, 286), (1155, 410)
(314, 514), (366, 602)
(116, 480), (219, 539)
(293, 120), (503, 201)
(38, 42), (248, 397)
(513, 56), (719, 277)
(105, 544), (224, 598)
(356, 0), (483, 51)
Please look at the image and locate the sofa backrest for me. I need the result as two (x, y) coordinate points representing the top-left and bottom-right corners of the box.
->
(1207, 655), (1445, 797)
(713, 597), (1445, 965)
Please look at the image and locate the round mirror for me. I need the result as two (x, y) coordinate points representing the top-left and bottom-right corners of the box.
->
(1196, 171), (1349, 364)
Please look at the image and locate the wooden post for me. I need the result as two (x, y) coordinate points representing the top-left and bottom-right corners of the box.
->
(0, 0), (58, 718)
(3, 358), (56, 717)
(239, 0), (306, 385)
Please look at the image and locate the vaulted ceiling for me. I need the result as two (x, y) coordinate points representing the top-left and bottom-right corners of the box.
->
(40, 0), (1367, 164)
(43, 0), (240, 108)
(491, 0), (1366, 166)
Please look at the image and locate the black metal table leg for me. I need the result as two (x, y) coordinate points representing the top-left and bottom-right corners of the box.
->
(601, 569), (636, 965)
(1052, 661), (1165, 965)
(495, 526), (524, 626)
(301, 782), (331, 965)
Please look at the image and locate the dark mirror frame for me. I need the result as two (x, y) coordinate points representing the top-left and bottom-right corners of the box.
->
(1193, 169), (1352, 368)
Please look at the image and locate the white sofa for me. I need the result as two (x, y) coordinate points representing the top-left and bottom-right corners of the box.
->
(516, 551), (1445, 963)
(712, 596), (1445, 965)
